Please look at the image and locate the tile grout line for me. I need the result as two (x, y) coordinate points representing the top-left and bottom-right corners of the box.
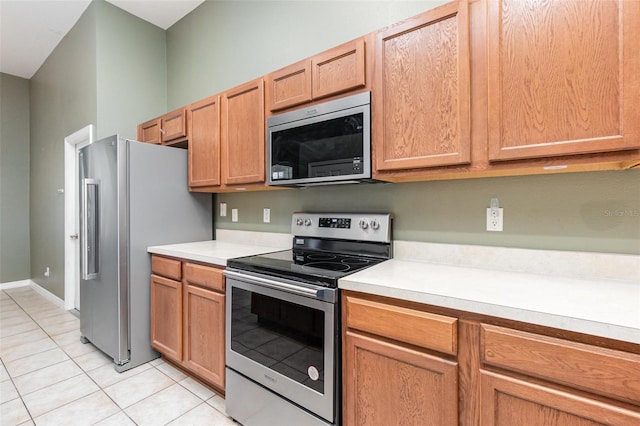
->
(2, 288), (233, 425)
(3, 288), (150, 424)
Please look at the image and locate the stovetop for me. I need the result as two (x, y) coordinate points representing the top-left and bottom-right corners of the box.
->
(226, 248), (386, 287)
(227, 213), (393, 288)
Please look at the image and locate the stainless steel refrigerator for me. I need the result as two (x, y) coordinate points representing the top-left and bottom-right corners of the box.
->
(79, 135), (212, 372)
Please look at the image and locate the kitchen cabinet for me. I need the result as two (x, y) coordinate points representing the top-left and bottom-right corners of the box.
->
(480, 371), (640, 426)
(479, 324), (640, 425)
(150, 257), (182, 362)
(137, 117), (161, 144)
(266, 38), (366, 112)
(487, 0), (640, 162)
(372, 0), (471, 174)
(188, 95), (221, 189)
(182, 262), (225, 389)
(342, 292), (459, 425)
(371, 0), (639, 183)
(188, 79), (267, 191)
(343, 290), (640, 425)
(150, 255), (226, 391)
(221, 78), (265, 186)
(137, 107), (188, 146)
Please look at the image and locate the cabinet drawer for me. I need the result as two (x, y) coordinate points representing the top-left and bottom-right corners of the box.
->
(344, 294), (457, 355)
(151, 255), (182, 281)
(481, 324), (640, 405)
(183, 262), (225, 292)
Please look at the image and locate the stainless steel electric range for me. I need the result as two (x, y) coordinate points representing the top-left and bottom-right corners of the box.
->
(224, 212), (393, 426)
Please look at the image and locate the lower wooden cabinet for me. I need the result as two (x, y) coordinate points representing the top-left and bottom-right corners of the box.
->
(343, 330), (458, 426)
(342, 292), (459, 425)
(480, 370), (640, 426)
(150, 255), (225, 391)
(150, 273), (183, 362)
(182, 280), (225, 388)
(342, 291), (640, 426)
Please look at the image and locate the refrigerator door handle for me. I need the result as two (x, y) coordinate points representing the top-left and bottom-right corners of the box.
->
(82, 178), (100, 280)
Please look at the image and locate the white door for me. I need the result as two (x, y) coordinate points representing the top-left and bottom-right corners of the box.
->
(64, 125), (94, 311)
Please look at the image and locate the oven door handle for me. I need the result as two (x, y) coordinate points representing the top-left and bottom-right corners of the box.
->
(223, 269), (334, 301)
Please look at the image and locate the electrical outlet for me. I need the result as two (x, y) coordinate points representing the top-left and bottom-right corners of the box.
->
(220, 203), (227, 217)
(232, 208), (238, 222)
(263, 208), (270, 223)
(486, 207), (504, 231)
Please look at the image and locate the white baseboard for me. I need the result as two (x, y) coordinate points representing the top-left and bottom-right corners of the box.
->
(1, 279), (65, 309)
(0, 279), (32, 290)
(30, 281), (65, 308)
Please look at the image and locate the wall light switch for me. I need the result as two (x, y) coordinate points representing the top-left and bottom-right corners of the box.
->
(263, 208), (270, 223)
(220, 203), (227, 217)
(232, 208), (238, 222)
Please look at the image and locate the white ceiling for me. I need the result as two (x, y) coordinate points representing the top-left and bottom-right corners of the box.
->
(0, 0), (204, 79)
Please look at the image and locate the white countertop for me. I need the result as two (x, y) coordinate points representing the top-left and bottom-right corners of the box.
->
(147, 240), (289, 266)
(340, 258), (640, 344)
(149, 232), (639, 344)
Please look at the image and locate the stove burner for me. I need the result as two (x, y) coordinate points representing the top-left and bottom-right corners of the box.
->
(303, 262), (351, 272)
(307, 253), (337, 261)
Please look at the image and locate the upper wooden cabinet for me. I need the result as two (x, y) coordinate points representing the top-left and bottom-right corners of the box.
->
(487, 0), (640, 161)
(137, 107), (188, 146)
(188, 95), (221, 189)
(160, 107), (188, 145)
(373, 0), (471, 173)
(138, 118), (161, 144)
(266, 38), (366, 112)
(188, 78), (266, 191)
(222, 78), (266, 186)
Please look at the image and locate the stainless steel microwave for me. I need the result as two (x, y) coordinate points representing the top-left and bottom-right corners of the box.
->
(267, 92), (372, 187)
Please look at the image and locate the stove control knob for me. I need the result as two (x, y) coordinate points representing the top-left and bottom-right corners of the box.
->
(296, 218), (304, 226)
(304, 218), (312, 226)
(359, 219), (369, 230)
(370, 219), (380, 230)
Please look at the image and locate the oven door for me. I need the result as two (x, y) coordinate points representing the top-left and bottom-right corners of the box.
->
(225, 270), (338, 423)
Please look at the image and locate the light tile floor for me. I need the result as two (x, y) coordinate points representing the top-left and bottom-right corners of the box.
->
(0, 286), (236, 426)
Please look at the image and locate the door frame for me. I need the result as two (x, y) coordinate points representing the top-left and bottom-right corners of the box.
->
(64, 125), (94, 311)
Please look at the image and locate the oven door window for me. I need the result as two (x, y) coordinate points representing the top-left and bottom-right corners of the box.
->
(270, 112), (365, 181)
(231, 287), (325, 394)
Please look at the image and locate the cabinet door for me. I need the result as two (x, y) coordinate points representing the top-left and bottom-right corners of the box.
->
(222, 78), (265, 185)
(138, 118), (161, 144)
(183, 284), (225, 390)
(312, 38), (366, 100)
(487, 0), (640, 161)
(343, 330), (458, 426)
(161, 107), (188, 144)
(188, 95), (221, 188)
(266, 59), (312, 112)
(480, 370), (640, 426)
(150, 274), (182, 362)
(373, 0), (471, 172)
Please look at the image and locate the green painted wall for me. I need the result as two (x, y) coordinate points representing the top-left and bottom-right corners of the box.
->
(0, 73), (31, 283)
(29, 3), (98, 297)
(216, 170), (640, 254)
(168, 1), (640, 255)
(95, 0), (166, 139)
(28, 0), (166, 299)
